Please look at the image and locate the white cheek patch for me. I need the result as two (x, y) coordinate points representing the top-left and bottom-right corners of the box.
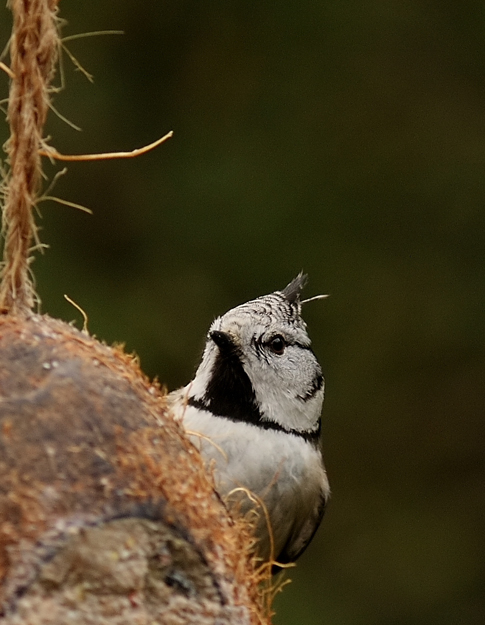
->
(245, 342), (323, 432)
(189, 343), (218, 401)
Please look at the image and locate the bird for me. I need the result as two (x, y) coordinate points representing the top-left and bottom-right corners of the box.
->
(168, 273), (329, 567)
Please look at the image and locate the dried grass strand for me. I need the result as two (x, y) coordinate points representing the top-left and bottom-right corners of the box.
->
(0, 62), (15, 79)
(59, 42), (93, 82)
(39, 131), (174, 161)
(63, 293), (89, 333)
(40, 195), (92, 214)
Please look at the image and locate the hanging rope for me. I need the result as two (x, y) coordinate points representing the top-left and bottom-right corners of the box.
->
(0, 0), (60, 315)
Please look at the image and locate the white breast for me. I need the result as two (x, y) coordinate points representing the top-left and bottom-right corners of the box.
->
(179, 403), (329, 562)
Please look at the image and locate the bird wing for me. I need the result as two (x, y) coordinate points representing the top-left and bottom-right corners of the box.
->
(273, 487), (327, 570)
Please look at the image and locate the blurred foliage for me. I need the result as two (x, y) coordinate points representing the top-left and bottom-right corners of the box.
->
(1, 1), (484, 623)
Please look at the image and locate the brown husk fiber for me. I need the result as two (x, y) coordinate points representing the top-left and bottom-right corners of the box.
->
(0, 314), (268, 624)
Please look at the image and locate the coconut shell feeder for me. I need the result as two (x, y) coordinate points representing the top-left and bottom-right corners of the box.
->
(0, 1), (270, 623)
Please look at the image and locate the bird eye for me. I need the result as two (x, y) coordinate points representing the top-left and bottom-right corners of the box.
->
(268, 335), (286, 355)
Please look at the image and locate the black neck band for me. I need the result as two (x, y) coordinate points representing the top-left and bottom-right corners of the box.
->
(188, 396), (321, 446)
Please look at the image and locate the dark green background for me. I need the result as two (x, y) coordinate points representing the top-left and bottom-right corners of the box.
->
(1, 2), (484, 624)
